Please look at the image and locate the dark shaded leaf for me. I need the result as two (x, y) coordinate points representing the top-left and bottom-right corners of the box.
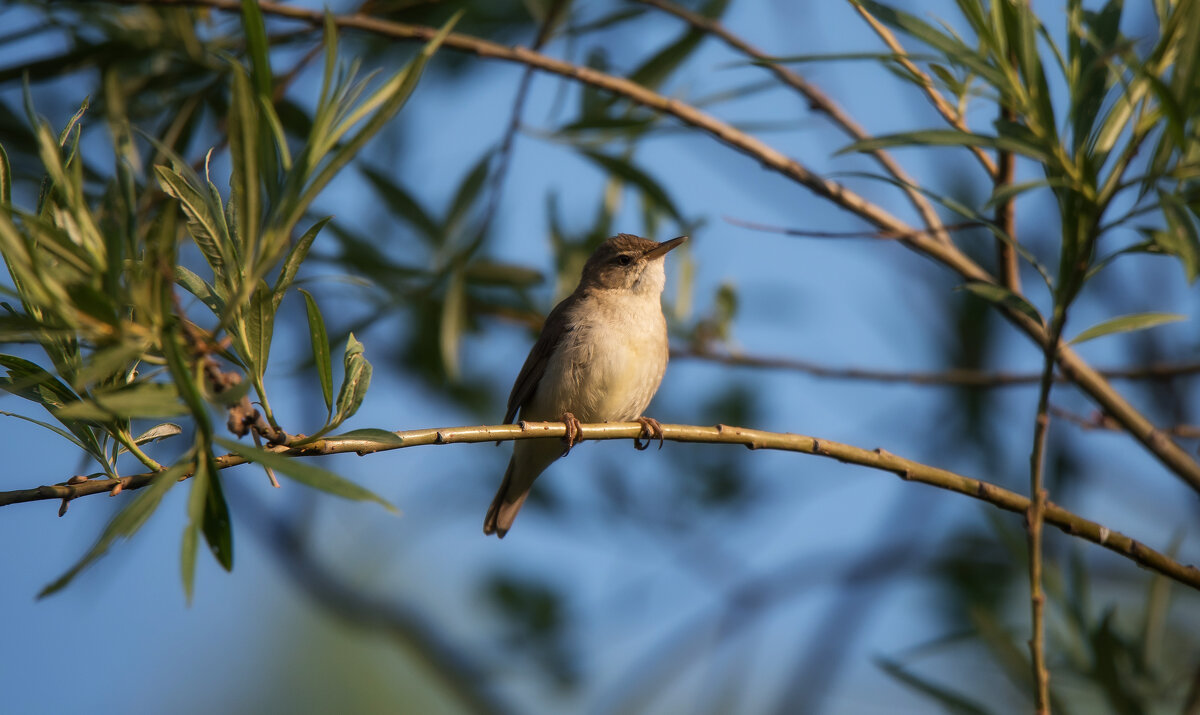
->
(959, 283), (1043, 324)
(579, 149), (684, 223)
(40, 461), (187, 598)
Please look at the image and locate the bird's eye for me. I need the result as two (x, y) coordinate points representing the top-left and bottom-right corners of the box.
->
(616, 254), (633, 266)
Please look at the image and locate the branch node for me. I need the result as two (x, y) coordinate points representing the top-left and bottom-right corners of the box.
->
(1098, 526), (1110, 545)
(58, 498), (69, 517)
(66, 475), (88, 485)
(109, 482), (123, 497)
(435, 431), (446, 444)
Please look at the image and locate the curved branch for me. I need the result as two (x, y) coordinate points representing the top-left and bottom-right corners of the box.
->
(4, 421), (1199, 591)
(99, 0), (1200, 488)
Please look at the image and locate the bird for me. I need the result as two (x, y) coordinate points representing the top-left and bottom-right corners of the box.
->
(484, 233), (687, 538)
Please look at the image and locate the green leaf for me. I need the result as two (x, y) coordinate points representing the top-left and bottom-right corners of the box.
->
(440, 268), (465, 380)
(958, 282), (1043, 324)
(875, 657), (993, 715)
(0, 143), (10, 205)
(241, 280), (275, 380)
(627, 0), (728, 92)
(361, 167), (440, 243)
(323, 428), (405, 448)
(1157, 192), (1200, 283)
(239, 0), (273, 99)
(579, 149), (684, 224)
(838, 129), (1051, 163)
(444, 152), (491, 240)
(40, 461), (187, 598)
(333, 332), (372, 427)
(55, 382), (187, 420)
(273, 216), (331, 307)
(202, 466), (233, 573)
(155, 166), (231, 278)
(299, 289), (333, 414)
(175, 265), (227, 315)
(0, 408), (88, 451)
(216, 437), (396, 511)
(1069, 313), (1186, 345)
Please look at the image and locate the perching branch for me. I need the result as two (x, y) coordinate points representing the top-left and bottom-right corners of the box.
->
(99, 0), (1200, 493)
(4, 421), (1199, 592)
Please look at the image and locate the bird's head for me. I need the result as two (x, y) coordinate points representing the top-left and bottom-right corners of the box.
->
(578, 234), (687, 294)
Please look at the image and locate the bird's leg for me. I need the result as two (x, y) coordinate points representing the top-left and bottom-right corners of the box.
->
(634, 416), (665, 451)
(560, 411), (583, 456)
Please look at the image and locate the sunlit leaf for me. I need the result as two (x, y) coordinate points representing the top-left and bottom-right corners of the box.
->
(1068, 312), (1186, 345)
(333, 332), (372, 428)
(299, 288), (333, 414)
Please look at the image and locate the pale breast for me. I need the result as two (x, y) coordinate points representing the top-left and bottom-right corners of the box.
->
(525, 291), (668, 423)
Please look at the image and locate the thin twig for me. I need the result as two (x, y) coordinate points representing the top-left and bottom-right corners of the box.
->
(1051, 405), (1200, 439)
(98, 0), (1200, 492)
(994, 98), (1021, 291)
(725, 215), (982, 240)
(672, 348), (1200, 387)
(1027, 314), (1063, 713)
(633, 0), (956, 245)
(850, 0), (998, 178)
(4, 420), (1199, 593)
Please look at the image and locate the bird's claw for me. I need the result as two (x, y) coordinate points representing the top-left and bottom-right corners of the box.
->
(560, 412), (583, 456)
(634, 416), (664, 451)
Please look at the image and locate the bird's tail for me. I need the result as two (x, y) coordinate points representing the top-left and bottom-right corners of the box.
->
(483, 457), (529, 538)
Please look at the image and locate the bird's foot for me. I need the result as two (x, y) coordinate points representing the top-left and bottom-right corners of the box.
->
(560, 412), (583, 456)
(634, 416), (665, 451)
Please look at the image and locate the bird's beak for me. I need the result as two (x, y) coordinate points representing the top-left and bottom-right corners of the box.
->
(643, 235), (688, 260)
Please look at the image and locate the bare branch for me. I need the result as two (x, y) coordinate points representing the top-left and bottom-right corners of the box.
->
(4, 420), (1199, 592)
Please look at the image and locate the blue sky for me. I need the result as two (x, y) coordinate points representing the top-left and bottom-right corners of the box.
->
(2, 1), (1198, 713)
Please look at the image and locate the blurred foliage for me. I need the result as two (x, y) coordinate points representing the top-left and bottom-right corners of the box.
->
(2, 0), (1200, 713)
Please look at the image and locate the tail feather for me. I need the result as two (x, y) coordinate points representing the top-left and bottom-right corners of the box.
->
(483, 458), (529, 538)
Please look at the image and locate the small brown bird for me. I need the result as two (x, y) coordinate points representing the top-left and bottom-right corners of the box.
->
(484, 234), (687, 537)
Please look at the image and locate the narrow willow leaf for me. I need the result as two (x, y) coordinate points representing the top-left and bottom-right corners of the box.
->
(227, 67), (261, 258)
(0, 143), (10, 205)
(242, 280), (275, 380)
(216, 437), (396, 511)
(958, 283), (1043, 324)
(444, 152), (491, 241)
(273, 216), (332, 307)
(55, 382), (186, 420)
(627, 0), (728, 91)
(299, 288), (333, 414)
(838, 129), (1051, 163)
(202, 467), (233, 572)
(155, 167), (229, 276)
(40, 461), (187, 598)
(175, 265), (227, 314)
(1069, 312), (1186, 345)
(323, 428), (404, 447)
(182, 448), (211, 601)
(1158, 192), (1200, 283)
(333, 332), (372, 427)
(580, 150), (684, 223)
(875, 657), (992, 715)
(361, 167), (440, 242)
(0, 409), (88, 451)
(440, 269), (464, 380)
(239, 0), (273, 98)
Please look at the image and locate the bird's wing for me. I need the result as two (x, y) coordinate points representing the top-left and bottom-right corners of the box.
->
(504, 296), (576, 424)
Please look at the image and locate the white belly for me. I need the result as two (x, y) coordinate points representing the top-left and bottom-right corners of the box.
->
(525, 292), (668, 423)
